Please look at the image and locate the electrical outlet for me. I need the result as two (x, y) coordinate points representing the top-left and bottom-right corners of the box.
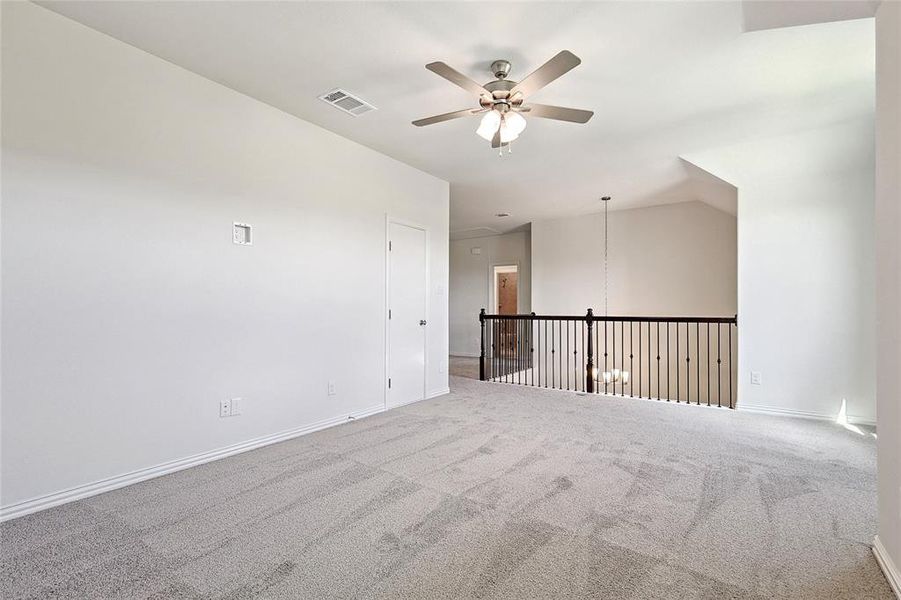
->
(328, 381), (337, 396)
(751, 371), (762, 385)
(230, 398), (242, 416)
(439, 360), (446, 374)
(219, 399), (232, 418)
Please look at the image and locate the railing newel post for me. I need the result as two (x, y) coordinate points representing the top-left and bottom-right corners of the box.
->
(585, 308), (595, 394)
(479, 308), (486, 381)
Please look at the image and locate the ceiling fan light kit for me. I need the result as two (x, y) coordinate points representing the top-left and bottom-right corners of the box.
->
(413, 50), (594, 153)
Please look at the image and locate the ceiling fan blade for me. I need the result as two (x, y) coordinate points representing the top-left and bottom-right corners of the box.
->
(426, 62), (491, 97)
(522, 103), (594, 124)
(510, 51), (582, 97)
(412, 108), (484, 127)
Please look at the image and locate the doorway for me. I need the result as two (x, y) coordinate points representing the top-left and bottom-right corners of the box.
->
(494, 265), (518, 315)
(493, 265), (518, 362)
(387, 221), (428, 408)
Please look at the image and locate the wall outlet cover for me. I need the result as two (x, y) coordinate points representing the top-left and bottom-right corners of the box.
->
(328, 381), (337, 396)
(219, 399), (232, 417)
(233, 222), (252, 245)
(751, 371), (762, 385)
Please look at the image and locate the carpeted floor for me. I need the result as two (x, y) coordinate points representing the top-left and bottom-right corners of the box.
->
(1, 377), (892, 599)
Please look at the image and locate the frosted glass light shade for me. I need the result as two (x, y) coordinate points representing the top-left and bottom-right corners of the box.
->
(476, 110), (501, 141)
(499, 112), (528, 143)
(505, 111), (527, 136)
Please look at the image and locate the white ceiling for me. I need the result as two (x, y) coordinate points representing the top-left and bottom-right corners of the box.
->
(39, 1), (875, 235)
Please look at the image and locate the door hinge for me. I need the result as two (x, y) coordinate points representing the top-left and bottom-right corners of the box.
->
(389, 241), (392, 251)
(389, 309), (392, 319)
(388, 378), (392, 389)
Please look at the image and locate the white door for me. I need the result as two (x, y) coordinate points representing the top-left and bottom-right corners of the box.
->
(388, 222), (427, 408)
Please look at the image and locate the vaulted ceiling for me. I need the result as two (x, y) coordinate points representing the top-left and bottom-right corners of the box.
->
(40, 1), (875, 236)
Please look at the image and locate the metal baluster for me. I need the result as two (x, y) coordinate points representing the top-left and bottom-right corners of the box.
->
(575, 321), (580, 391)
(581, 320), (586, 392)
(501, 319), (506, 383)
(666, 321), (673, 402)
(531, 316), (535, 387)
(518, 317), (522, 385)
(613, 321), (617, 396)
(604, 320), (609, 394)
(717, 323), (722, 408)
(491, 318), (496, 381)
(707, 323), (711, 406)
(629, 321), (634, 398)
(551, 320), (556, 389)
(676, 321), (680, 403)
(696, 322), (700, 405)
(638, 321), (641, 398)
(656, 322), (661, 400)
(506, 319), (511, 384)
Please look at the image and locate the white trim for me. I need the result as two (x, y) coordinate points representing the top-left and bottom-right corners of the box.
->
(874, 535), (901, 598)
(384, 388), (449, 410)
(0, 403), (384, 523)
(489, 261), (520, 314)
(738, 404), (876, 426)
(450, 352), (481, 358)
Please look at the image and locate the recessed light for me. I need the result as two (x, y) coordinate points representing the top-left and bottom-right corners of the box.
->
(495, 213), (510, 217)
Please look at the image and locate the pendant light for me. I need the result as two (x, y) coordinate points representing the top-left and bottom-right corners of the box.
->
(597, 195), (629, 388)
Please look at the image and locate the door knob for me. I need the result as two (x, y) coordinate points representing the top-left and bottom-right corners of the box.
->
(419, 320), (427, 326)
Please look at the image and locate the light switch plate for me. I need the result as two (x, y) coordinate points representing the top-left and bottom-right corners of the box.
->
(328, 381), (337, 396)
(751, 371), (762, 385)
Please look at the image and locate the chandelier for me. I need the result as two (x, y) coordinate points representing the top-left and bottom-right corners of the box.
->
(596, 196), (629, 387)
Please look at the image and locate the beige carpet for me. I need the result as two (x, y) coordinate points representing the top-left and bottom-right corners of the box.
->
(1, 376), (892, 599)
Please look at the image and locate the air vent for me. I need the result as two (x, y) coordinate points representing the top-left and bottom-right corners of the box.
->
(318, 88), (377, 117)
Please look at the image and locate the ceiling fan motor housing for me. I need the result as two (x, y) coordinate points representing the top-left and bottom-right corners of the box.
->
(490, 59), (511, 79)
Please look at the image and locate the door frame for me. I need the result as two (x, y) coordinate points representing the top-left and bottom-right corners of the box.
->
(385, 215), (430, 410)
(488, 261), (521, 315)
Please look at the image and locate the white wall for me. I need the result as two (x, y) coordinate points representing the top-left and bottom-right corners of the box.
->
(449, 231), (530, 356)
(875, 0), (901, 589)
(685, 117), (876, 424)
(532, 201), (737, 316)
(0, 3), (449, 512)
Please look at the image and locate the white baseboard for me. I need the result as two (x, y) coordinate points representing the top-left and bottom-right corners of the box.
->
(874, 535), (901, 598)
(387, 388), (450, 410)
(0, 403), (386, 523)
(738, 404), (877, 426)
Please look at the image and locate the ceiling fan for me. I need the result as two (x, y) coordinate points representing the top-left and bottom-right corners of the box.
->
(412, 51), (593, 151)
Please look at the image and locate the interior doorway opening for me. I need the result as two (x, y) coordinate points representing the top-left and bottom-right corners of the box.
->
(493, 265), (519, 315)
